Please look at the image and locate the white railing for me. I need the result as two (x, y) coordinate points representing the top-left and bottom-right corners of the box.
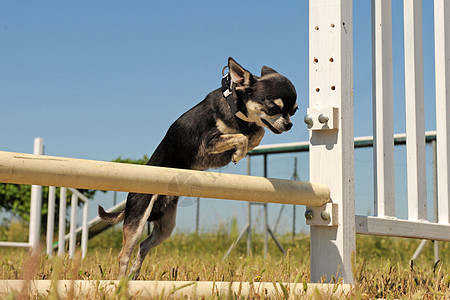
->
(367, 0), (450, 240)
(0, 138), (91, 259)
(305, 0), (450, 283)
(46, 186), (90, 258)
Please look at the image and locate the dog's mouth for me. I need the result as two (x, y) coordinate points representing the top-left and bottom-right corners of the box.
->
(261, 119), (282, 134)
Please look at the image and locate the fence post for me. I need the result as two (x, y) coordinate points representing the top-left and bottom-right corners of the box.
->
(308, 0), (355, 283)
(69, 193), (78, 258)
(46, 186), (56, 257)
(81, 197), (89, 258)
(29, 137), (44, 252)
(58, 187), (67, 256)
(434, 0), (450, 225)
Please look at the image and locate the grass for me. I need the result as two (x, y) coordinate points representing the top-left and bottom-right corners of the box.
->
(0, 220), (449, 299)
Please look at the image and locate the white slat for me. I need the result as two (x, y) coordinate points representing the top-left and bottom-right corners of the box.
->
(58, 187), (67, 256)
(46, 186), (56, 257)
(434, 0), (450, 224)
(69, 193), (78, 258)
(403, 0), (427, 221)
(29, 138), (44, 252)
(81, 199), (89, 258)
(372, 0), (395, 217)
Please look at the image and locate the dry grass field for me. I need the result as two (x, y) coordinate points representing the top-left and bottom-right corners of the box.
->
(0, 220), (449, 299)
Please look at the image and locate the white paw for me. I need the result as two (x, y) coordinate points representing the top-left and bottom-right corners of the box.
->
(232, 149), (246, 164)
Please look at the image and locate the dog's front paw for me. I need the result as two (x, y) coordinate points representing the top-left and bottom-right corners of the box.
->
(232, 149), (246, 164)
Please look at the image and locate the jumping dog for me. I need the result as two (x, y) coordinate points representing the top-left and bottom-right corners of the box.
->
(99, 57), (298, 279)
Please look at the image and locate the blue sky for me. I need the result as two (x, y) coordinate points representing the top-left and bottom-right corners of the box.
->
(0, 2), (439, 235)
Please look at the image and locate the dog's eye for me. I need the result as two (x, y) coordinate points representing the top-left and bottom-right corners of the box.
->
(289, 107), (298, 116)
(267, 106), (281, 116)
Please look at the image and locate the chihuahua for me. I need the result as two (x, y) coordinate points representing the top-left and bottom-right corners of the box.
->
(99, 57), (297, 279)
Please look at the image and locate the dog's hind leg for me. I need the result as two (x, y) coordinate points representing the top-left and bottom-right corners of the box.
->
(128, 199), (177, 279)
(117, 194), (159, 278)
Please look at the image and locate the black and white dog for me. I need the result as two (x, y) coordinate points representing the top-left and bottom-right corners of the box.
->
(99, 57), (297, 279)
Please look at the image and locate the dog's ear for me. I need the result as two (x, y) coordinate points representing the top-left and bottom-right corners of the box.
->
(261, 65), (278, 76)
(228, 57), (255, 88)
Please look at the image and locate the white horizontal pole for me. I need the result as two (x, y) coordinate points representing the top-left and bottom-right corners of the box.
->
(0, 280), (350, 298)
(355, 215), (450, 241)
(0, 242), (31, 248)
(0, 151), (329, 207)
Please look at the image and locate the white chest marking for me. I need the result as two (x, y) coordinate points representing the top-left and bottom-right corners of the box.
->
(216, 119), (237, 134)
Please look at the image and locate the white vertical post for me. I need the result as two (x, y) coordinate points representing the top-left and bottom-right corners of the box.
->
(69, 193), (78, 258)
(263, 154), (268, 259)
(372, 0), (396, 217)
(46, 186), (56, 257)
(195, 198), (200, 235)
(58, 187), (67, 255)
(309, 0), (355, 284)
(432, 140), (440, 262)
(434, 0), (450, 224)
(29, 137), (44, 252)
(81, 199), (89, 259)
(246, 156), (252, 256)
(404, 0), (427, 221)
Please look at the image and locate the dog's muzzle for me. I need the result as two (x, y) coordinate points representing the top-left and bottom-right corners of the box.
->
(261, 118), (293, 134)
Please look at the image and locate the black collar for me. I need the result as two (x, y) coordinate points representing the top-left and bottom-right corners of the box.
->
(221, 68), (249, 123)
(221, 70), (239, 115)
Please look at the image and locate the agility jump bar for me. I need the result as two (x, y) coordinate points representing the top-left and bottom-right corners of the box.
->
(0, 151), (329, 207)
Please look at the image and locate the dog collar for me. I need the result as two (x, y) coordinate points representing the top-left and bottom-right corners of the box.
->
(221, 67), (248, 121)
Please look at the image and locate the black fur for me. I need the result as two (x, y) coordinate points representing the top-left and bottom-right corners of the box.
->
(98, 57), (297, 278)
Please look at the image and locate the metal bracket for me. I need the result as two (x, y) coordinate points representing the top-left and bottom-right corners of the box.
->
(305, 203), (338, 226)
(304, 107), (339, 130)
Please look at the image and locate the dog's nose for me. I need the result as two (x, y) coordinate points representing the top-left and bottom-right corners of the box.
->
(284, 121), (293, 131)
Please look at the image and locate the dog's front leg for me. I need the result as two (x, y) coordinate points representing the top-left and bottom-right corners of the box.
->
(207, 134), (248, 164)
(248, 128), (265, 151)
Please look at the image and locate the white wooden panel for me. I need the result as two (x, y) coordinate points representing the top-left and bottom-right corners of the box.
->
(372, 0), (395, 217)
(434, 0), (450, 224)
(309, 0), (355, 284)
(403, 0), (427, 221)
(355, 215), (450, 241)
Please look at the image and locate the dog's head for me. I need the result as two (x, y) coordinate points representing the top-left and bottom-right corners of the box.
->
(227, 57), (297, 134)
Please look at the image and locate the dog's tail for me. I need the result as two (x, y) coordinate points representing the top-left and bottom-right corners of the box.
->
(98, 205), (125, 224)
